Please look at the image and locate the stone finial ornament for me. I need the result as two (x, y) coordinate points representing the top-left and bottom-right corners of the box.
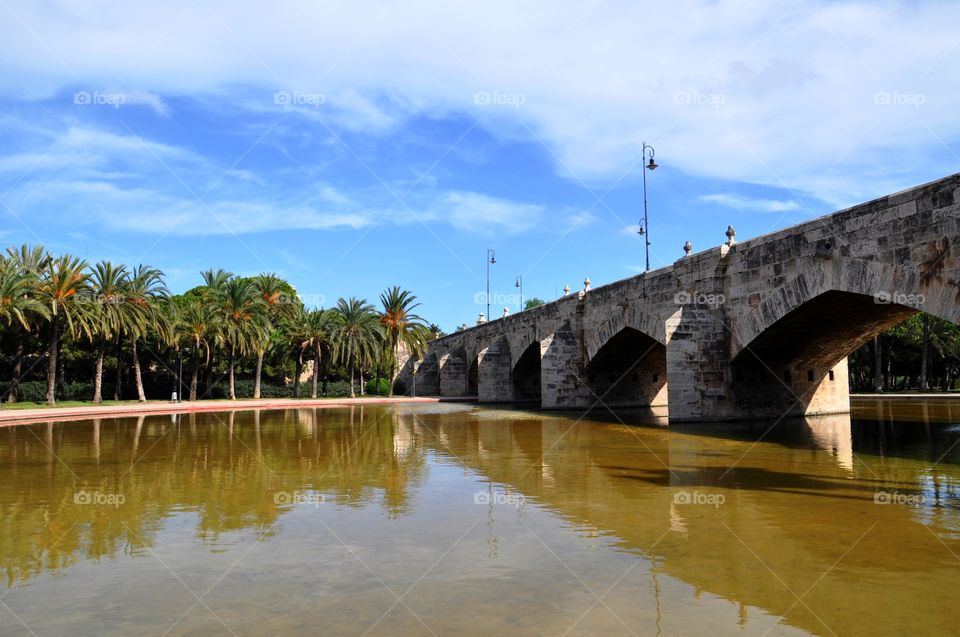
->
(477, 312), (486, 325)
(725, 225), (736, 247)
(563, 284), (571, 295)
(503, 307), (510, 317)
(584, 277), (591, 291)
(684, 240), (692, 256)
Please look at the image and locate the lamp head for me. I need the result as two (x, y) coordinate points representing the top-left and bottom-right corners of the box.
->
(647, 157), (658, 170)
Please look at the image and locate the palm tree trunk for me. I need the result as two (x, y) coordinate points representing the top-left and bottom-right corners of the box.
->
(114, 331), (124, 401)
(311, 349), (319, 399)
(190, 343), (200, 401)
(132, 337), (146, 402)
(6, 334), (24, 403)
(46, 317), (59, 405)
(293, 354), (303, 398)
(228, 345), (236, 400)
(93, 339), (106, 404)
(388, 351), (397, 398)
(349, 364), (356, 398)
(56, 336), (66, 398)
(254, 351), (264, 399)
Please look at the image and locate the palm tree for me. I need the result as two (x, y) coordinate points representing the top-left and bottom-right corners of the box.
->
(37, 255), (90, 405)
(4, 245), (51, 402)
(176, 296), (212, 401)
(301, 308), (335, 398)
(333, 297), (382, 398)
(251, 273), (293, 399)
(126, 265), (169, 402)
(85, 261), (130, 404)
(219, 277), (267, 399)
(378, 287), (428, 397)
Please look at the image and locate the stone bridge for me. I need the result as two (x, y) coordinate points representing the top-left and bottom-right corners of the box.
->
(398, 173), (960, 422)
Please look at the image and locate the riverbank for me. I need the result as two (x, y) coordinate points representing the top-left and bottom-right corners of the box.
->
(852, 393), (960, 400)
(0, 396), (468, 427)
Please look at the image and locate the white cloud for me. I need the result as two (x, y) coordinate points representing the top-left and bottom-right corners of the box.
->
(0, 1), (958, 207)
(439, 191), (544, 234)
(697, 193), (801, 213)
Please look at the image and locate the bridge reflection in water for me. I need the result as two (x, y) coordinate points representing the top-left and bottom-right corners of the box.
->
(1, 403), (958, 635)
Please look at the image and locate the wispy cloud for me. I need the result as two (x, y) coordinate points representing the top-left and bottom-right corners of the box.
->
(697, 193), (800, 213)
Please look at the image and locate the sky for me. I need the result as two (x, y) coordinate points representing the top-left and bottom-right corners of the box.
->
(1, 0), (958, 332)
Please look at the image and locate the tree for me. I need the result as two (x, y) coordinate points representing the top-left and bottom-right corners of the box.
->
(251, 273), (295, 399)
(4, 245), (51, 402)
(85, 261), (130, 404)
(301, 308), (335, 398)
(125, 265), (169, 402)
(218, 277), (267, 399)
(332, 297), (382, 398)
(379, 286), (428, 397)
(525, 298), (545, 310)
(37, 255), (90, 405)
(175, 295), (212, 401)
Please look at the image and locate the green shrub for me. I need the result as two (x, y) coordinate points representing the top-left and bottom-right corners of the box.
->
(365, 377), (390, 395)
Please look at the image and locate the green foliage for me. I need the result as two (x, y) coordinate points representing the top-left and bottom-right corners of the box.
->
(365, 377), (390, 395)
(0, 244), (439, 404)
(525, 298), (546, 309)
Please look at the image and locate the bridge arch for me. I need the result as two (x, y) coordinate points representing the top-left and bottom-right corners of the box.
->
(732, 254), (958, 359)
(584, 326), (668, 407)
(511, 340), (542, 403)
(585, 307), (666, 363)
(728, 253), (960, 417)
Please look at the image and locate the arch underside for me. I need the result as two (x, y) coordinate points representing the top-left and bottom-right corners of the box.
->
(731, 290), (918, 415)
(512, 342), (542, 402)
(585, 328), (667, 407)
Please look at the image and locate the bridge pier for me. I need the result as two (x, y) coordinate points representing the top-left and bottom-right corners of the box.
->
(477, 339), (512, 402)
(541, 324), (589, 409)
(438, 351), (468, 397)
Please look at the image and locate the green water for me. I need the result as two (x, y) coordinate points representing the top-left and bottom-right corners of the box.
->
(1, 400), (959, 636)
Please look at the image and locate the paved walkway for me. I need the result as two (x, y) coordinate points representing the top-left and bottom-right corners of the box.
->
(0, 396), (468, 427)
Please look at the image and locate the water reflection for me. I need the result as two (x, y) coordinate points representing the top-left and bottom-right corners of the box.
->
(0, 402), (958, 636)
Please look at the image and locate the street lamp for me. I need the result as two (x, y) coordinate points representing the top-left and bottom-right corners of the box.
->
(515, 275), (523, 312)
(486, 248), (496, 319)
(638, 142), (658, 272)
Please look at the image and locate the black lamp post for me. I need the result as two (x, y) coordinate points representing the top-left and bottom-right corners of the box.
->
(515, 275), (523, 312)
(486, 248), (496, 319)
(638, 142), (658, 272)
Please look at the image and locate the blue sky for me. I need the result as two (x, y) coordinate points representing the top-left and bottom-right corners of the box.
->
(1, 0), (958, 331)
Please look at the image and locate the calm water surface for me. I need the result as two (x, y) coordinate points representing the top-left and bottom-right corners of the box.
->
(1, 399), (959, 636)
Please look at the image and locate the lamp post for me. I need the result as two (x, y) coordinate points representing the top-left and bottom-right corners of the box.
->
(638, 142), (658, 272)
(486, 248), (496, 319)
(515, 275), (523, 312)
